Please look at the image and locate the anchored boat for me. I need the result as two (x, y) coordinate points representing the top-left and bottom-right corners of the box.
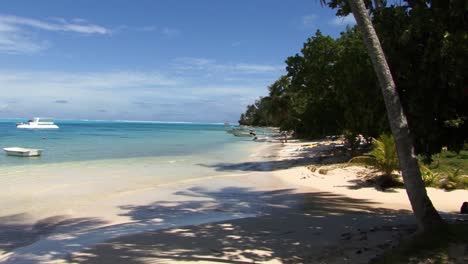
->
(16, 118), (59, 129)
(3, 147), (42, 157)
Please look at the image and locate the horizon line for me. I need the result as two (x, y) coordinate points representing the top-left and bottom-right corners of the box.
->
(0, 117), (236, 125)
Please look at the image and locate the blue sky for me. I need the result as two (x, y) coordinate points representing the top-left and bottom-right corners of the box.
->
(0, 0), (355, 122)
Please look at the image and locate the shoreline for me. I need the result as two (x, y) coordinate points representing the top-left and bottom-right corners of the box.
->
(1, 140), (466, 263)
(0, 139), (265, 222)
(0, 141), (284, 263)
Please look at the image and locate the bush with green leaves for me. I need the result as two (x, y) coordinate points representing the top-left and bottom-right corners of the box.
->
(439, 169), (468, 191)
(419, 162), (439, 188)
(350, 134), (399, 176)
(349, 134), (403, 189)
(348, 134), (468, 190)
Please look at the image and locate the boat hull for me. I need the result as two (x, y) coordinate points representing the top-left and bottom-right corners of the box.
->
(3, 147), (42, 157)
(16, 118), (60, 129)
(16, 124), (59, 129)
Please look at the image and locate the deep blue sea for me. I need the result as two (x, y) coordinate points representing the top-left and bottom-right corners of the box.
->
(0, 119), (252, 167)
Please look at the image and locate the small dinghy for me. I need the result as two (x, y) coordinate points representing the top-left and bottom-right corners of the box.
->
(3, 147), (42, 157)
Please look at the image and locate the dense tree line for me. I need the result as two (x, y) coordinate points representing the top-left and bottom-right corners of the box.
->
(240, 0), (467, 161)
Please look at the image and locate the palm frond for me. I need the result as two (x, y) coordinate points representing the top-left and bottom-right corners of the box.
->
(350, 134), (400, 176)
(369, 134), (399, 176)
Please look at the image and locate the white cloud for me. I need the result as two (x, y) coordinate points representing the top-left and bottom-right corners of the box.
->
(173, 57), (283, 74)
(0, 14), (109, 54)
(0, 70), (265, 105)
(0, 14), (109, 34)
(232, 63), (283, 74)
(113, 25), (181, 36)
(0, 70), (178, 93)
(0, 67), (273, 121)
(0, 14), (180, 54)
(71, 18), (89, 24)
(174, 57), (216, 70)
(330, 14), (356, 26)
(0, 19), (49, 53)
(0, 55), (281, 121)
(0, 30), (49, 54)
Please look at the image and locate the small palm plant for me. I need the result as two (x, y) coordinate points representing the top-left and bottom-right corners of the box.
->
(350, 134), (401, 188)
(440, 168), (468, 190)
(350, 134), (400, 176)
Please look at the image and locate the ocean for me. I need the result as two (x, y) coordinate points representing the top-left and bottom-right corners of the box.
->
(0, 119), (263, 198)
(0, 120), (279, 263)
(0, 119), (254, 167)
(0, 119), (265, 220)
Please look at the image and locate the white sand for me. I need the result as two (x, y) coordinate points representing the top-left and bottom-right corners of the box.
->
(275, 142), (467, 214)
(1, 140), (466, 263)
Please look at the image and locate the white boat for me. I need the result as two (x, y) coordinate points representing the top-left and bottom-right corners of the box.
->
(3, 147), (42, 157)
(16, 118), (59, 129)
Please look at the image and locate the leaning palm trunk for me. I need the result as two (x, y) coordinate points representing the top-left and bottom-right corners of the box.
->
(348, 0), (444, 230)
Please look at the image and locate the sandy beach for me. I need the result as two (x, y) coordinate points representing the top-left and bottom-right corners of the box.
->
(1, 141), (467, 264)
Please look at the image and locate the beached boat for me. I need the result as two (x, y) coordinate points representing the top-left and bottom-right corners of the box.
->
(3, 147), (42, 157)
(226, 127), (256, 137)
(16, 118), (59, 129)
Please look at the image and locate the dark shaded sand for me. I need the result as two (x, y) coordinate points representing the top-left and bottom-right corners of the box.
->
(67, 187), (417, 264)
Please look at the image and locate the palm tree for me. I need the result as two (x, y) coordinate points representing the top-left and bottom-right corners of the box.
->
(324, 0), (444, 231)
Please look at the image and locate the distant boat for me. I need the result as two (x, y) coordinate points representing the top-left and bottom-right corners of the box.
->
(3, 147), (42, 157)
(226, 126), (256, 137)
(16, 118), (59, 129)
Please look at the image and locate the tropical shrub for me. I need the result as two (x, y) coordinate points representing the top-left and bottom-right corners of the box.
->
(349, 134), (402, 189)
(439, 169), (468, 191)
(350, 134), (399, 176)
(419, 162), (439, 188)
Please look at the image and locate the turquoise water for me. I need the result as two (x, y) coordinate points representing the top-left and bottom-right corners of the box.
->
(0, 119), (253, 167)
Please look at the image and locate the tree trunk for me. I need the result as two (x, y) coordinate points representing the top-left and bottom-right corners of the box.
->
(348, 0), (444, 231)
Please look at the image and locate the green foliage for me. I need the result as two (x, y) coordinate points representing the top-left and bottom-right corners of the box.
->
(240, 29), (387, 139)
(344, 117), (467, 192)
(350, 134), (399, 177)
(439, 168), (468, 191)
(429, 150), (468, 174)
(371, 0), (468, 160)
(419, 162), (439, 187)
(369, 134), (399, 176)
(240, 0), (467, 160)
(239, 76), (292, 127)
(422, 150), (468, 190)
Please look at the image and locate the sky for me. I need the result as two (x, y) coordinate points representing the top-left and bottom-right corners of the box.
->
(0, 0), (355, 123)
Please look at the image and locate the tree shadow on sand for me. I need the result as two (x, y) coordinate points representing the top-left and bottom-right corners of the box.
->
(199, 144), (349, 172)
(0, 214), (108, 253)
(199, 158), (317, 172)
(68, 187), (414, 264)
